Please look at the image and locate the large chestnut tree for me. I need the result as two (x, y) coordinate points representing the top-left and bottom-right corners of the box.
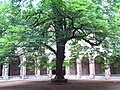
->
(0, 0), (119, 82)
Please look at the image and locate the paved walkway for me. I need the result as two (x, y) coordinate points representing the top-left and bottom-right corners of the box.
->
(1, 79), (120, 90)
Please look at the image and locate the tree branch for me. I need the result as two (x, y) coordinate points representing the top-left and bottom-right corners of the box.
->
(44, 44), (57, 55)
(82, 38), (103, 46)
(65, 25), (84, 41)
(73, 24), (88, 36)
(32, 18), (52, 27)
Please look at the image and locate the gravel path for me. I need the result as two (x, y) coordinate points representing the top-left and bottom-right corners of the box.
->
(1, 79), (120, 90)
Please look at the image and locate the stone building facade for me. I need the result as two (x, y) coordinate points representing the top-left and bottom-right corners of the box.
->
(0, 55), (120, 80)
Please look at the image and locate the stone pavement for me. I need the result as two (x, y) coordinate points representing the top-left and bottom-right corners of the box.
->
(1, 78), (120, 90)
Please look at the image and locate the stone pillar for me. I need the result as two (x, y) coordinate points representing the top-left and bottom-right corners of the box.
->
(35, 69), (40, 78)
(89, 60), (95, 79)
(47, 68), (52, 78)
(65, 59), (70, 77)
(65, 65), (70, 77)
(76, 59), (82, 78)
(104, 56), (111, 79)
(2, 64), (9, 80)
(35, 59), (40, 78)
(47, 58), (52, 78)
(20, 55), (26, 79)
(105, 64), (111, 79)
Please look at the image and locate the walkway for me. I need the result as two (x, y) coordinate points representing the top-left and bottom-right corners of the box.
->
(1, 78), (120, 90)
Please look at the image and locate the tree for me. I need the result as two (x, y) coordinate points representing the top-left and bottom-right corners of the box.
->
(0, 0), (119, 82)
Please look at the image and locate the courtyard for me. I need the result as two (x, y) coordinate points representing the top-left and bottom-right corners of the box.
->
(1, 79), (120, 90)
(0, 0), (120, 90)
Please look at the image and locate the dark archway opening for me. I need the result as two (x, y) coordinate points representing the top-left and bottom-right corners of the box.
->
(0, 65), (2, 76)
(9, 59), (20, 76)
(82, 60), (89, 75)
(95, 60), (104, 75)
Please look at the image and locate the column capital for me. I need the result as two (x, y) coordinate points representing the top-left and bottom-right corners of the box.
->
(76, 59), (82, 64)
(89, 60), (95, 64)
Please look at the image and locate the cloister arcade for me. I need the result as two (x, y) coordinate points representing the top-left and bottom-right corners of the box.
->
(0, 55), (120, 80)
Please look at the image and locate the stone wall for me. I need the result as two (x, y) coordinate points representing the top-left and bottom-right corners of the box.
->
(95, 61), (104, 75)
(82, 61), (89, 75)
(70, 60), (77, 75)
(110, 64), (120, 74)
(9, 60), (20, 76)
(40, 69), (47, 75)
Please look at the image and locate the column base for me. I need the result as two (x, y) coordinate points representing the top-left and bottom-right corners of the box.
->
(2, 76), (9, 80)
(76, 74), (81, 78)
(47, 74), (52, 78)
(35, 75), (40, 78)
(105, 75), (110, 80)
(89, 75), (95, 79)
(65, 74), (70, 78)
(20, 75), (26, 79)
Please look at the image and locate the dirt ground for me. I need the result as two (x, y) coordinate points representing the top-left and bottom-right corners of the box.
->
(1, 79), (120, 90)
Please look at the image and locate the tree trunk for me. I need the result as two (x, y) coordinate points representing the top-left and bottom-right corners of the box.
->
(56, 42), (65, 79)
(52, 18), (67, 82)
(51, 41), (67, 82)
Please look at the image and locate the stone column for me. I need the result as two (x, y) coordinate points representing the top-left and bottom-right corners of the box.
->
(105, 68), (111, 79)
(35, 69), (40, 78)
(105, 63), (111, 79)
(89, 60), (95, 79)
(65, 65), (70, 77)
(103, 56), (111, 79)
(47, 68), (52, 78)
(47, 58), (52, 78)
(35, 59), (40, 78)
(2, 64), (9, 80)
(65, 59), (70, 77)
(20, 55), (26, 79)
(76, 59), (82, 78)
